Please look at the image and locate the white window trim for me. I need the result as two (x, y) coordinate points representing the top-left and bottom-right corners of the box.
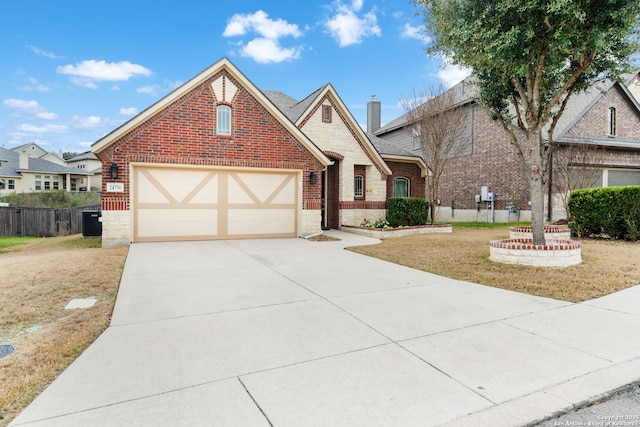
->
(217, 105), (231, 136)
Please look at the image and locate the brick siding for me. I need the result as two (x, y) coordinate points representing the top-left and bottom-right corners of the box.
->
(96, 69), (324, 212)
(385, 161), (426, 198)
(438, 105), (529, 210)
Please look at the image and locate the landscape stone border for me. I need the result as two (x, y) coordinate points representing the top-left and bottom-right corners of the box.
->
(509, 225), (571, 241)
(489, 238), (582, 267)
(341, 224), (453, 239)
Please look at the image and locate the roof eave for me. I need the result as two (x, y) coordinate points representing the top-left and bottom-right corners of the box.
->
(301, 84), (392, 175)
(381, 154), (430, 177)
(92, 57), (331, 168)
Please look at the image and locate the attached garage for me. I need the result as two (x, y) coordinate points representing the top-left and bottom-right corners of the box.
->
(92, 58), (332, 247)
(132, 164), (300, 242)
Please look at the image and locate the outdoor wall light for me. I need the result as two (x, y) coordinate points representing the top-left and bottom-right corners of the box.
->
(310, 171), (317, 185)
(110, 162), (119, 180)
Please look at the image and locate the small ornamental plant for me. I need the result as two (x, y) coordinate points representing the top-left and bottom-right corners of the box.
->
(360, 218), (391, 229)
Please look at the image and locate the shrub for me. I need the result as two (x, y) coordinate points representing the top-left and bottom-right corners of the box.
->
(568, 186), (640, 240)
(0, 191), (101, 209)
(360, 218), (390, 228)
(386, 197), (430, 227)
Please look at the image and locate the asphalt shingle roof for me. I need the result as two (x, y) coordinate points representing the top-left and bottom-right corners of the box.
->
(0, 147), (93, 177)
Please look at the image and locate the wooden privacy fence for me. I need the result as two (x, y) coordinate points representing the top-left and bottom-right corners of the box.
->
(0, 205), (101, 237)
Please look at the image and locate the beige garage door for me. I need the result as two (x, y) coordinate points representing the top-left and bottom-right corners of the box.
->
(132, 164), (299, 242)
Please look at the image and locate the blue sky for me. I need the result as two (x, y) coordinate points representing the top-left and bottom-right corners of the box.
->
(1, 0), (468, 155)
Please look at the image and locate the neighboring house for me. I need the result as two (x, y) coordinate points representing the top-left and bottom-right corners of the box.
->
(92, 57), (427, 247)
(41, 152), (66, 165)
(12, 142), (49, 159)
(65, 151), (103, 191)
(373, 75), (640, 222)
(0, 146), (96, 196)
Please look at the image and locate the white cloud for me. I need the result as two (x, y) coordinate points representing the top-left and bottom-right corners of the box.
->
(137, 85), (159, 95)
(57, 60), (152, 88)
(137, 80), (182, 97)
(401, 23), (429, 42)
(18, 78), (51, 92)
(119, 107), (138, 115)
(223, 10), (304, 63)
(325, 0), (381, 47)
(437, 61), (472, 88)
(27, 45), (61, 59)
(72, 115), (106, 129)
(3, 98), (58, 119)
(17, 123), (68, 133)
(241, 38), (302, 63)
(223, 10), (302, 39)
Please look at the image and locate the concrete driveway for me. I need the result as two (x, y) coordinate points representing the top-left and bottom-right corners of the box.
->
(10, 231), (640, 426)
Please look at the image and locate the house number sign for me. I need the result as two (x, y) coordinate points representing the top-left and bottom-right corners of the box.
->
(106, 182), (124, 193)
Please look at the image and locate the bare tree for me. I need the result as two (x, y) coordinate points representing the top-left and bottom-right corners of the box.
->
(402, 86), (468, 224)
(552, 142), (604, 219)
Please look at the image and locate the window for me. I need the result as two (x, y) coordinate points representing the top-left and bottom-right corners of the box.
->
(78, 160), (86, 169)
(53, 181), (59, 190)
(217, 105), (231, 135)
(44, 181), (50, 190)
(608, 169), (640, 186)
(322, 105), (332, 123)
(608, 107), (616, 136)
(411, 127), (421, 150)
(8, 179), (15, 190)
(354, 175), (364, 197)
(393, 177), (410, 197)
(35, 181), (41, 190)
(70, 178), (77, 192)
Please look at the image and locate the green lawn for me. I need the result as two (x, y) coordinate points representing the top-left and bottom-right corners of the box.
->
(0, 237), (38, 253)
(447, 221), (531, 229)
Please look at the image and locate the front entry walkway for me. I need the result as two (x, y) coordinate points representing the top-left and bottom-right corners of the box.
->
(10, 231), (640, 426)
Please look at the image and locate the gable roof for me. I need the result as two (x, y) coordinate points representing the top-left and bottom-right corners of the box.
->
(554, 73), (640, 148)
(11, 142), (49, 157)
(367, 132), (429, 176)
(374, 77), (477, 136)
(0, 147), (93, 177)
(92, 57), (331, 167)
(66, 151), (99, 162)
(376, 73), (640, 151)
(268, 84), (393, 175)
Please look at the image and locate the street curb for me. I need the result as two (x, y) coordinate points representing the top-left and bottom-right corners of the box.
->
(442, 357), (640, 427)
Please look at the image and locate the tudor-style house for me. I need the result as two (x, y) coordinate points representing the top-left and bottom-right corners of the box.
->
(92, 57), (427, 247)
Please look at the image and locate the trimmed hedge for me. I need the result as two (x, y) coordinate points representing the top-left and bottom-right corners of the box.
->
(568, 186), (640, 240)
(386, 197), (430, 227)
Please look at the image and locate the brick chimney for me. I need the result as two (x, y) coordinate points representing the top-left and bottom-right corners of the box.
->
(367, 95), (381, 133)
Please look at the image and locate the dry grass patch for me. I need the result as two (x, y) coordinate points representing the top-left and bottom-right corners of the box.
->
(348, 225), (640, 303)
(0, 235), (128, 426)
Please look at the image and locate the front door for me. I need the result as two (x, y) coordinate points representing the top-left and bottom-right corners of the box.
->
(322, 160), (340, 229)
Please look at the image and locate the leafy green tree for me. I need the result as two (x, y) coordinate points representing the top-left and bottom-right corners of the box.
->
(413, 0), (640, 244)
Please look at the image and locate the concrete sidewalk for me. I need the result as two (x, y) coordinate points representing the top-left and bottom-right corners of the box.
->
(10, 231), (640, 426)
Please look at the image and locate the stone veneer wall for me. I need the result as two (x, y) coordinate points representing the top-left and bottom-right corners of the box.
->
(489, 239), (581, 267)
(509, 226), (571, 241)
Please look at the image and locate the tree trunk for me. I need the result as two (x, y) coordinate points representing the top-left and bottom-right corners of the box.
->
(526, 131), (547, 245)
(529, 174), (547, 245)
